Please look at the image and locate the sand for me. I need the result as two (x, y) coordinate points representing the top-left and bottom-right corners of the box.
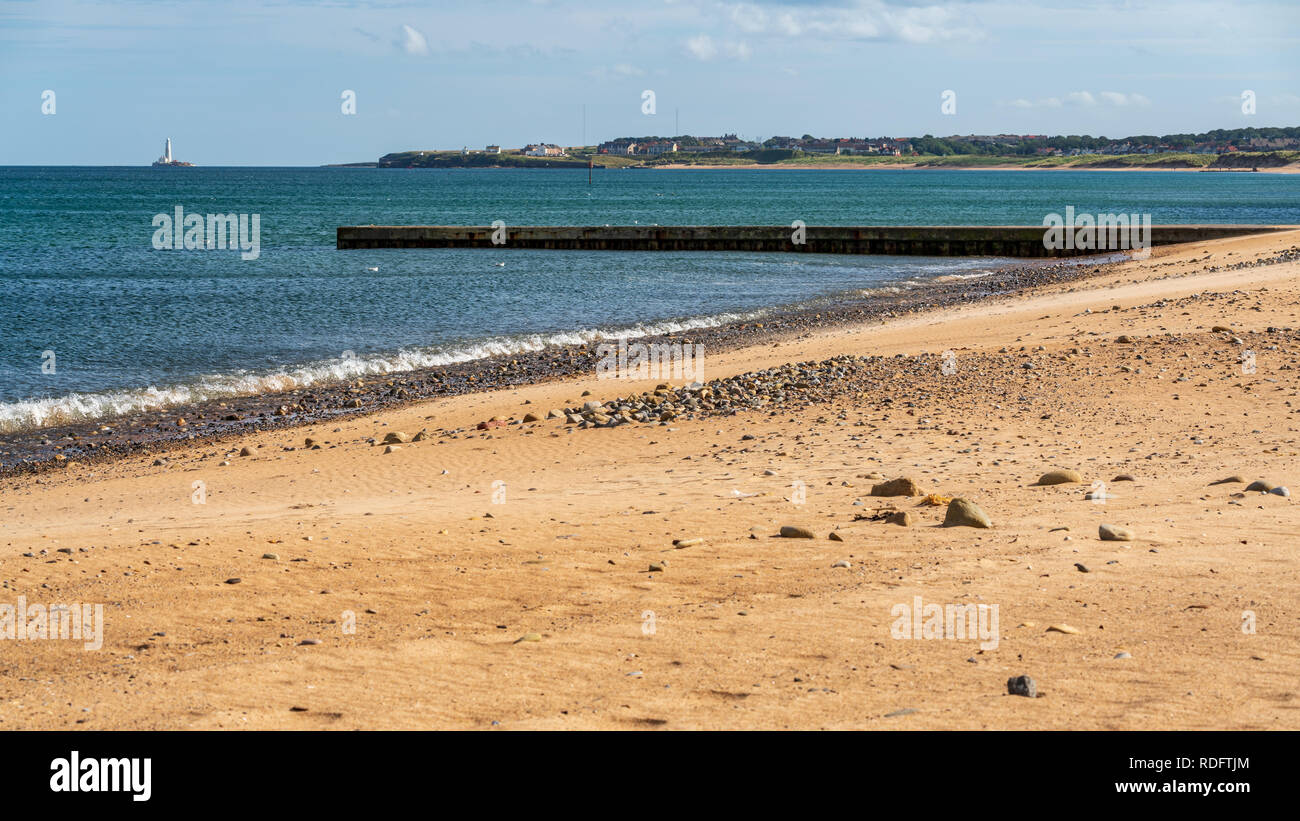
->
(2, 229), (1298, 730)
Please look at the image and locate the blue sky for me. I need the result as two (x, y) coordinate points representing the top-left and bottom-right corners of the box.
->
(3, 0), (1297, 165)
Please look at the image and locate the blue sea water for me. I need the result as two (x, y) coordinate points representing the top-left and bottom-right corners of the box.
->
(0, 166), (1296, 431)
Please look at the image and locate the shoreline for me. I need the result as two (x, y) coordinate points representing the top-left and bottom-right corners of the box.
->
(0, 254), (1120, 478)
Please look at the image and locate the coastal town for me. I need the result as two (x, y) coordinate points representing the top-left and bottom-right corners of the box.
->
(371, 126), (1300, 169)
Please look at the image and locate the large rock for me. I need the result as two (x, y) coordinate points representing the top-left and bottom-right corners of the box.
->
(1036, 469), (1083, 486)
(943, 498), (991, 528)
(871, 477), (923, 497)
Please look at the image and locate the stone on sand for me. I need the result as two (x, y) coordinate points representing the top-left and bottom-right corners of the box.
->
(870, 477), (922, 497)
(942, 498), (991, 528)
(1007, 675), (1038, 698)
(1037, 469), (1083, 485)
(1099, 523), (1133, 541)
(779, 525), (817, 539)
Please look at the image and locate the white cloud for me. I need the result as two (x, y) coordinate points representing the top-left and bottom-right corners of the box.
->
(1001, 90), (1153, 109)
(720, 1), (983, 45)
(686, 34), (718, 59)
(1099, 91), (1151, 106)
(686, 33), (751, 60)
(401, 25), (429, 56)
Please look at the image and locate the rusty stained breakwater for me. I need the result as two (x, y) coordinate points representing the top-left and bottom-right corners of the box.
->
(336, 224), (1293, 257)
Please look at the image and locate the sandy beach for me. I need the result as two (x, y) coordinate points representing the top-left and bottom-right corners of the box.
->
(2, 229), (1298, 730)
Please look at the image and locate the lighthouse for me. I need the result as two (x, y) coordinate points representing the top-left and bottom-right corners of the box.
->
(152, 137), (194, 167)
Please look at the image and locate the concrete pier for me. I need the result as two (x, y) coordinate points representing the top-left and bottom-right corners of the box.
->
(336, 224), (1292, 257)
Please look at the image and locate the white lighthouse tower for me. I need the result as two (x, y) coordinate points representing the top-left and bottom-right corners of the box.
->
(152, 137), (192, 167)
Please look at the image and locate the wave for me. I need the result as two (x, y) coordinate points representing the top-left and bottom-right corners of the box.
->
(0, 309), (768, 433)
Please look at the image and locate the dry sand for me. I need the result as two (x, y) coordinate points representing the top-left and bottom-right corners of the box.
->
(2, 230), (1298, 730)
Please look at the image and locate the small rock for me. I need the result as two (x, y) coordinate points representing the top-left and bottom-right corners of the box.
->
(1245, 480), (1277, 492)
(871, 477), (922, 497)
(1114, 651), (1132, 659)
(224, 578), (242, 585)
(831, 560), (851, 569)
(885, 510), (913, 527)
(779, 525), (817, 539)
(1268, 486), (1290, 498)
(1210, 475), (1246, 485)
(1007, 675), (1038, 698)
(1046, 624), (1079, 634)
(1099, 523), (1133, 541)
(1074, 562), (1090, 573)
(239, 446), (256, 457)
(382, 431), (410, 445)
(262, 553), (279, 560)
(1036, 469), (1083, 485)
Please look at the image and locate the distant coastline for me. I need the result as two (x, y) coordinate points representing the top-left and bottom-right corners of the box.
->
(353, 148), (1300, 173)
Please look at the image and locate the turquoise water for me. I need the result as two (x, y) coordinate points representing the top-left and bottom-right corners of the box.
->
(0, 166), (1296, 430)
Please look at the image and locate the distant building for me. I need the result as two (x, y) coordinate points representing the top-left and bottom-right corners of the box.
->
(485, 145), (501, 154)
(523, 143), (565, 157)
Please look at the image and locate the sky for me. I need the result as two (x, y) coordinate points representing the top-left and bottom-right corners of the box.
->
(2, 0), (1298, 165)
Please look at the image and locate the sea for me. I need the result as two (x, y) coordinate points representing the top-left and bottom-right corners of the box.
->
(1, 166), (1296, 432)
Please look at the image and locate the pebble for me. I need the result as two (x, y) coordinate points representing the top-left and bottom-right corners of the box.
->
(262, 553), (279, 560)
(1046, 624), (1079, 634)
(1074, 562), (1090, 573)
(831, 560), (851, 569)
(224, 578), (242, 585)
(1268, 486), (1290, 497)
(1114, 652), (1132, 659)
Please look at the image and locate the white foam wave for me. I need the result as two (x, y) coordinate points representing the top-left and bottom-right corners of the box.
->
(0, 309), (767, 433)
